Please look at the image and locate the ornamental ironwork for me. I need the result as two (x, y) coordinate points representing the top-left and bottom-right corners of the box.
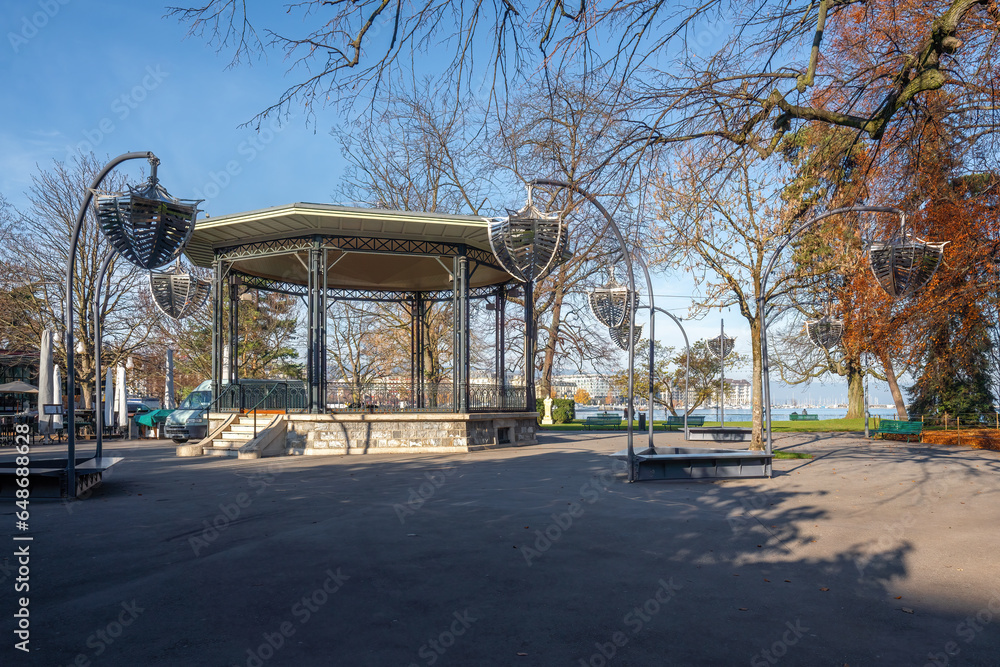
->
(806, 317), (844, 350)
(95, 180), (200, 270)
(488, 188), (569, 282)
(609, 324), (644, 351)
(868, 237), (948, 298)
(708, 334), (735, 359)
(149, 264), (211, 320)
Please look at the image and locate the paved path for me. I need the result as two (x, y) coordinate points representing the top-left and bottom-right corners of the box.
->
(3, 431), (999, 666)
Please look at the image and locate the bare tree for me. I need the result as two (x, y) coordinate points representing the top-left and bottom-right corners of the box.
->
(0, 156), (157, 408)
(169, 0), (1000, 166)
(650, 146), (829, 448)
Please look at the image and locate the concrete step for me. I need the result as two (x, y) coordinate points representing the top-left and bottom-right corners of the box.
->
(204, 445), (239, 457)
(211, 439), (245, 449)
(221, 431), (255, 440)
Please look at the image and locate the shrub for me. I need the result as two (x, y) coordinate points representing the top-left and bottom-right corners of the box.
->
(537, 398), (575, 424)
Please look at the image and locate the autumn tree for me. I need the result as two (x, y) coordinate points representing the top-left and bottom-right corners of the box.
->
(573, 387), (591, 405)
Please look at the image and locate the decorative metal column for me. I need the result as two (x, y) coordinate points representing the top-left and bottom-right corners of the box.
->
(454, 250), (470, 412)
(227, 272), (239, 395)
(306, 238), (328, 413)
(211, 258), (224, 402)
(495, 284), (507, 392)
(523, 281), (535, 411)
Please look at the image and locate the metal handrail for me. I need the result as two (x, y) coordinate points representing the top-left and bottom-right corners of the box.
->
(246, 382), (288, 438)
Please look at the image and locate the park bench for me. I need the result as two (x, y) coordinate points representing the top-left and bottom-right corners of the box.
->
(583, 414), (622, 430)
(663, 415), (706, 430)
(870, 419), (923, 442)
(789, 413), (819, 421)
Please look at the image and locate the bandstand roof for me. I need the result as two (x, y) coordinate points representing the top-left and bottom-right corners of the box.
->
(184, 202), (514, 291)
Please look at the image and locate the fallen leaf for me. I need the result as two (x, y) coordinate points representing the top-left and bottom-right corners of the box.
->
(901, 607), (914, 614)
(517, 652), (528, 656)
(820, 587), (830, 592)
(763, 579), (770, 582)
(894, 596), (902, 600)
(784, 579), (791, 583)
(738, 607), (748, 611)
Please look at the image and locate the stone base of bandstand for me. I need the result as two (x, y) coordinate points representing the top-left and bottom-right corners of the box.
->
(205, 411), (539, 456)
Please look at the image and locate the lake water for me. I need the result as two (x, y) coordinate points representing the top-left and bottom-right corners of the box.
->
(576, 405), (901, 422)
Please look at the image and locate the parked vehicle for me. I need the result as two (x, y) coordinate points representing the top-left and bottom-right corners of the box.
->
(163, 381), (212, 443)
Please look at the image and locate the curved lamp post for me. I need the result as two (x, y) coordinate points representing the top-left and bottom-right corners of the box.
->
(65, 152), (198, 496)
(708, 322), (736, 425)
(529, 178), (642, 480)
(758, 206), (947, 454)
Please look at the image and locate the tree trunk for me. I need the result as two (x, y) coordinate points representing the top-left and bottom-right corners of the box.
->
(879, 352), (908, 419)
(538, 269), (567, 400)
(750, 318), (764, 450)
(845, 358), (865, 418)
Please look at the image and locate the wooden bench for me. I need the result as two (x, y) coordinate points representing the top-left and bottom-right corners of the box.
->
(789, 413), (819, 421)
(584, 414), (622, 430)
(663, 415), (705, 430)
(870, 419), (922, 442)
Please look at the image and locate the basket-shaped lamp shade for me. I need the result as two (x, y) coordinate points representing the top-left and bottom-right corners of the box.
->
(488, 202), (568, 282)
(708, 335), (735, 359)
(609, 324), (644, 351)
(96, 182), (200, 270)
(149, 269), (211, 320)
(588, 280), (635, 328)
(868, 239), (948, 298)
(806, 318), (844, 350)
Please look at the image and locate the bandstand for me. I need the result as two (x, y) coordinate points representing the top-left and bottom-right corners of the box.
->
(180, 203), (538, 457)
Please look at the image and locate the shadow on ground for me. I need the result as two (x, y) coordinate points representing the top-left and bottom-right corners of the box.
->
(3, 433), (999, 666)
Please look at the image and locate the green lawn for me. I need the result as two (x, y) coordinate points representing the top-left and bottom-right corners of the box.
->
(540, 417), (869, 433)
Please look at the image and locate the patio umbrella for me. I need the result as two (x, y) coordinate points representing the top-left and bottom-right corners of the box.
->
(104, 368), (114, 428)
(116, 365), (127, 432)
(164, 349), (175, 409)
(52, 364), (63, 431)
(38, 330), (53, 436)
(0, 380), (38, 393)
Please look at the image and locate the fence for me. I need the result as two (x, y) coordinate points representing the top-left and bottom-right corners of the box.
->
(327, 382), (526, 414)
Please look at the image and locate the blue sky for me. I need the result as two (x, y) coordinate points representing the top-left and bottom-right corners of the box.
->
(0, 1), (890, 404)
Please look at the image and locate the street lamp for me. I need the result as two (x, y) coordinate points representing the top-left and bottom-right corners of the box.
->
(609, 324), (643, 351)
(488, 186), (570, 411)
(758, 206), (948, 454)
(806, 317), (844, 349)
(589, 274), (635, 328)
(149, 262), (211, 320)
(65, 152), (198, 497)
(526, 178), (643, 480)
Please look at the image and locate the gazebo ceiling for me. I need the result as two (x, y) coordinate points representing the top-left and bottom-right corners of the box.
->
(183, 203), (515, 291)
